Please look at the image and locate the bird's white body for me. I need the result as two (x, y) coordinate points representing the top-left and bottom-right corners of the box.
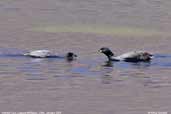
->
(24, 50), (52, 58)
(114, 51), (145, 60)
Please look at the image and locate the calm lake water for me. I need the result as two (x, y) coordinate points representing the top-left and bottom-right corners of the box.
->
(0, 0), (171, 114)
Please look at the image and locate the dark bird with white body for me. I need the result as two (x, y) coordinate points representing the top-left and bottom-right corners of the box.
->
(99, 47), (153, 62)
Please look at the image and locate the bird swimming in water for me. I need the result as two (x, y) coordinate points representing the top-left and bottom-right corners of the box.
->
(24, 50), (77, 61)
(99, 47), (153, 62)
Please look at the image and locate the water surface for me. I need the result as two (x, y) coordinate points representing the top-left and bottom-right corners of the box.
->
(0, 0), (171, 114)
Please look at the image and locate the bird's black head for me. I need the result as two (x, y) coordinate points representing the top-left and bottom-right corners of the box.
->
(66, 52), (77, 61)
(99, 47), (114, 60)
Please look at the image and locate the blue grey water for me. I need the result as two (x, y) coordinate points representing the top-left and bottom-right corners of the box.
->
(0, 0), (171, 114)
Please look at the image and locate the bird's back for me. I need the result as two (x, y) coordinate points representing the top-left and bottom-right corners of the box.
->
(114, 51), (152, 62)
(25, 50), (52, 58)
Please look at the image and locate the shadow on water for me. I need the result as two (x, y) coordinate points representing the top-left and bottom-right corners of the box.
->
(0, 48), (171, 87)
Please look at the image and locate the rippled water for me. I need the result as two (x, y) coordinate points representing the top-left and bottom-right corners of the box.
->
(0, 48), (169, 83)
(0, 0), (171, 114)
(0, 48), (171, 113)
(1, 48), (171, 76)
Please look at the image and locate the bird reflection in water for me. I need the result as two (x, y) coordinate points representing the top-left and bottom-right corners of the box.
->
(129, 61), (151, 69)
(100, 61), (114, 84)
(100, 60), (152, 84)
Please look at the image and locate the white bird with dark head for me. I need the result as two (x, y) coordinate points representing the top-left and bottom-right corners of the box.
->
(99, 47), (153, 62)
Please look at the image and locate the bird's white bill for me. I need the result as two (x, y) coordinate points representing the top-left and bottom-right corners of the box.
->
(98, 50), (102, 53)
